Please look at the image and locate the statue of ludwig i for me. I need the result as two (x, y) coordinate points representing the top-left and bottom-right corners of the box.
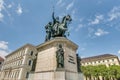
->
(45, 12), (72, 42)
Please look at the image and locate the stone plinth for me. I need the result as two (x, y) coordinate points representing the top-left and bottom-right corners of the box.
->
(34, 37), (81, 80)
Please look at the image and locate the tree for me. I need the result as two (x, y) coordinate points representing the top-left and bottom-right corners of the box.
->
(81, 65), (120, 80)
(81, 66), (93, 80)
(92, 65), (100, 80)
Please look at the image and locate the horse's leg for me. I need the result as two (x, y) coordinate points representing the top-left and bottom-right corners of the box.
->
(48, 32), (51, 40)
(63, 31), (66, 37)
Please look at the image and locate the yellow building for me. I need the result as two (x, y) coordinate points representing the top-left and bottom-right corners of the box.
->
(81, 54), (120, 67)
(0, 44), (37, 80)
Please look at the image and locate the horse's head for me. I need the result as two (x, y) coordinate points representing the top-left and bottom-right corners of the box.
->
(66, 15), (72, 22)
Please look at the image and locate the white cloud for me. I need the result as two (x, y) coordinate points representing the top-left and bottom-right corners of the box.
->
(8, 4), (12, 8)
(0, 12), (4, 21)
(0, 0), (5, 21)
(0, 50), (8, 58)
(71, 9), (76, 20)
(95, 28), (109, 37)
(57, 0), (62, 5)
(66, 1), (74, 11)
(56, 0), (65, 7)
(118, 50), (120, 54)
(108, 6), (120, 21)
(16, 4), (23, 15)
(88, 27), (95, 38)
(75, 24), (84, 32)
(0, 0), (5, 12)
(0, 41), (10, 58)
(0, 41), (8, 50)
(0, 0), (14, 22)
(89, 15), (104, 25)
(91, 18), (99, 25)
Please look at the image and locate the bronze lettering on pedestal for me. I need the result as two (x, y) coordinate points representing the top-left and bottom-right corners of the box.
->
(68, 55), (75, 64)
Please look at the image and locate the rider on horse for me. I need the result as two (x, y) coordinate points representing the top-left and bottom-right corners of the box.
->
(45, 12), (72, 42)
(52, 12), (60, 35)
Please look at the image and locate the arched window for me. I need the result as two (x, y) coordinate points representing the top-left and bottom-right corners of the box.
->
(30, 51), (33, 56)
(28, 60), (32, 66)
(26, 72), (29, 78)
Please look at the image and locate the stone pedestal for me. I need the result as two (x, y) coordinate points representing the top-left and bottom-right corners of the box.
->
(34, 37), (82, 80)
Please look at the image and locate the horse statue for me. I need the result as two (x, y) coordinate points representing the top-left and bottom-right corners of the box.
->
(52, 14), (72, 37)
(44, 13), (72, 42)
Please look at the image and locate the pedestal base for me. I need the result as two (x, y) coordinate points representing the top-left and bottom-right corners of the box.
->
(34, 37), (83, 80)
(34, 71), (83, 80)
(34, 71), (65, 80)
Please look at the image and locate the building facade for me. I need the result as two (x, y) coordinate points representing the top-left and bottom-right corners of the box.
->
(0, 56), (4, 71)
(0, 44), (37, 80)
(81, 54), (120, 67)
(0, 56), (4, 78)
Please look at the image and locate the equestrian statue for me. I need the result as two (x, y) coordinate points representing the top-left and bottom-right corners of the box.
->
(45, 12), (72, 41)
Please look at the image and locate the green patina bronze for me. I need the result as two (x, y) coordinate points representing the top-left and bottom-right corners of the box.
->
(56, 44), (64, 68)
(45, 12), (72, 41)
(76, 54), (81, 72)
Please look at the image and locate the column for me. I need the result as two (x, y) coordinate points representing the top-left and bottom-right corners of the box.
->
(18, 68), (24, 80)
(22, 47), (29, 65)
(18, 47), (29, 80)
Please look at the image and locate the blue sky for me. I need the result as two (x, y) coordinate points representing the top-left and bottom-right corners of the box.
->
(0, 0), (120, 58)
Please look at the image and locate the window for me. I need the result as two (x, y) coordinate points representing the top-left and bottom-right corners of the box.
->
(28, 60), (32, 66)
(30, 51), (33, 56)
(26, 72), (29, 78)
(112, 59), (114, 61)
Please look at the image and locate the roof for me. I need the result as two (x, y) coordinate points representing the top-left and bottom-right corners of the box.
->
(0, 56), (4, 61)
(81, 54), (118, 63)
(5, 43), (35, 58)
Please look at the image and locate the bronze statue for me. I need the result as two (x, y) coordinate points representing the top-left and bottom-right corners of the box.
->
(45, 22), (52, 41)
(76, 54), (81, 72)
(45, 12), (72, 41)
(52, 12), (60, 35)
(56, 44), (64, 68)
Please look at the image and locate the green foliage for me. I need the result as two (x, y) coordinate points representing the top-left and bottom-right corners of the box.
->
(81, 65), (120, 80)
